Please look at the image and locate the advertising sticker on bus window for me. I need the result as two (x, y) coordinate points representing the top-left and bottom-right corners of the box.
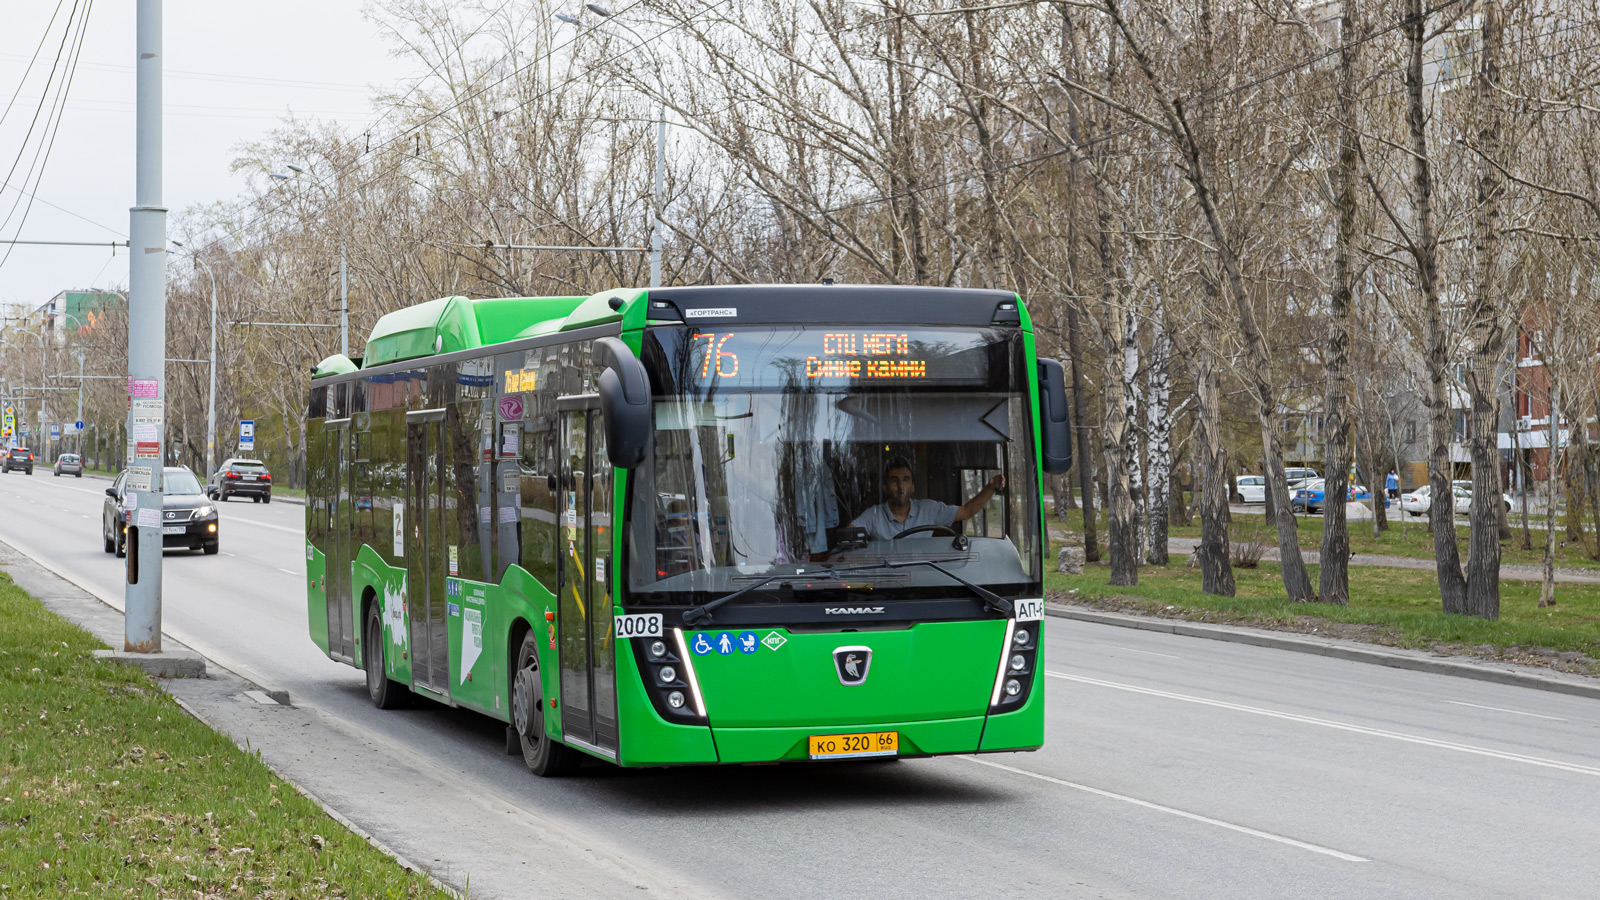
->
(392, 502), (405, 557)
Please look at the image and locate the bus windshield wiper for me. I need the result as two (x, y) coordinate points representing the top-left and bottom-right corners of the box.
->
(842, 557), (1015, 618)
(680, 563), (903, 626)
(680, 558), (1012, 625)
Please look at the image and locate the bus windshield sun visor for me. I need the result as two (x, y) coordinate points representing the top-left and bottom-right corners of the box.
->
(594, 336), (652, 468)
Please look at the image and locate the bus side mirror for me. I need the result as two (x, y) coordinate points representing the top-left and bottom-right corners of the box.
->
(593, 336), (652, 468)
(1037, 359), (1072, 474)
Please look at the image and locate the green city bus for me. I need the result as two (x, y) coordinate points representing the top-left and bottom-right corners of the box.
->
(304, 284), (1071, 775)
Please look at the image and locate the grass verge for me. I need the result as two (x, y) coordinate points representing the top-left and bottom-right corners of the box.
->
(0, 571), (450, 899)
(1050, 506), (1600, 570)
(1048, 562), (1600, 673)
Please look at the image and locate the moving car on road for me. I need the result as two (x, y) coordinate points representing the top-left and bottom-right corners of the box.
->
(103, 466), (219, 557)
(2, 447), (35, 474)
(208, 457), (273, 503)
(53, 452), (83, 477)
(1234, 475), (1265, 504)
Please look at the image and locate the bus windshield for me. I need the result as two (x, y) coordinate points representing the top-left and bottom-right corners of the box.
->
(625, 325), (1041, 605)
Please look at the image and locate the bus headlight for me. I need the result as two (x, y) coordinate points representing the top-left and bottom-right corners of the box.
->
(631, 628), (708, 725)
(989, 611), (1040, 714)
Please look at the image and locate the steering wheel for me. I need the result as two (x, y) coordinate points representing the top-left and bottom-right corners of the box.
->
(892, 524), (959, 539)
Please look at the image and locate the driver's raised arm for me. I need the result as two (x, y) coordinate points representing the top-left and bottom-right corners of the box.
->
(954, 474), (1006, 523)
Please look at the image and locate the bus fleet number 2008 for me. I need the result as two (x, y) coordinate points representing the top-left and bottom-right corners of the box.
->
(615, 614), (664, 639)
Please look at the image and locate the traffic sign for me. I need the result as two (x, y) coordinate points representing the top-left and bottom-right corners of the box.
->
(49, 424), (60, 440)
(74, 419), (84, 432)
(239, 419), (255, 452)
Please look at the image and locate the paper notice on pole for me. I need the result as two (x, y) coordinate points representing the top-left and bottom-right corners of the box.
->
(136, 507), (160, 528)
(131, 423), (158, 443)
(478, 506), (490, 524)
(501, 467), (520, 494)
(499, 505), (518, 524)
(129, 378), (158, 398)
(125, 466), (152, 491)
(125, 490), (138, 509)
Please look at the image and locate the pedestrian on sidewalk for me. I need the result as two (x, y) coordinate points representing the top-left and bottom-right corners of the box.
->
(1386, 469), (1399, 500)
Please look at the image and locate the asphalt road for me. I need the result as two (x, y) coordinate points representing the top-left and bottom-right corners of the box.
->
(4, 467), (1600, 899)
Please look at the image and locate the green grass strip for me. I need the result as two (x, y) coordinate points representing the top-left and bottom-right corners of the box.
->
(0, 571), (450, 899)
(1048, 563), (1600, 665)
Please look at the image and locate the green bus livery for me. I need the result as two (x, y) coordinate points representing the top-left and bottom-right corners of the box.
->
(304, 284), (1071, 775)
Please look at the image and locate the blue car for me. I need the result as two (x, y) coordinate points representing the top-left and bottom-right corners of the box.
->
(1292, 479), (1388, 514)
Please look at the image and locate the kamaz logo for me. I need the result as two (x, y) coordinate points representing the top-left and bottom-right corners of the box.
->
(823, 606), (884, 615)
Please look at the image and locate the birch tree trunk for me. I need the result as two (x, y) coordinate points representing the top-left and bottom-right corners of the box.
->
(1319, 0), (1359, 606)
(1463, 0), (1508, 618)
(1146, 305), (1173, 565)
(1542, 365), (1560, 607)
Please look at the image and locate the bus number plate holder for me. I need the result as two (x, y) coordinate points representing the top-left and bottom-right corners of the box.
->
(615, 613), (663, 639)
(808, 731), (898, 760)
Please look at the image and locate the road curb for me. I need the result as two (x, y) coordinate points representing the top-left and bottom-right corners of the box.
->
(1045, 602), (1600, 701)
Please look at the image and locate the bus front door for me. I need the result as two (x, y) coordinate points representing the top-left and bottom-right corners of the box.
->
(406, 409), (450, 696)
(555, 401), (618, 757)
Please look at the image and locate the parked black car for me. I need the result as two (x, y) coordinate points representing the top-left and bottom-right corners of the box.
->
(2, 447), (35, 474)
(207, 457), (273, 503)
(103, 466), (219, 556)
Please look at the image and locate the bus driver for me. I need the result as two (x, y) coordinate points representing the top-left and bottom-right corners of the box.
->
(851, 456), (1005, 541)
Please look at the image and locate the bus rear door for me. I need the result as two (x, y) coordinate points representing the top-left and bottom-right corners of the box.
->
(405, 408), (450, 697)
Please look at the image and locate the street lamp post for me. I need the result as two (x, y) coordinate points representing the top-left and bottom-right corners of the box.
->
(271, 165), (348, 355)
(560, 4), (667, 287)
(173, 240), (219, 473)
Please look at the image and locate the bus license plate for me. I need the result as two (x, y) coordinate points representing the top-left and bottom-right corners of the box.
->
(162, 525), (185, 535)
(808, 731), (898, 760)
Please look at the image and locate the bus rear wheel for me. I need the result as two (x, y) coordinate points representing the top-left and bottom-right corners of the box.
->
(512, 632), (579, 777)
(364, 604), (411, 710)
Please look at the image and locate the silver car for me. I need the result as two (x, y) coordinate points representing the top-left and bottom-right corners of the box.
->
(53, 452), (83, 477)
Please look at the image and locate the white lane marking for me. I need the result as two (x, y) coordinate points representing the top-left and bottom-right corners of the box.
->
(224, 516), (300, 534)
(222, 551), (237, 557)
(960, 756), (1368, 862)
(1104, 645), (1182, 659)
(1049, 671), (1600, 778)
(1442, 700), (1566, 722)
(276, 567), (297, 575)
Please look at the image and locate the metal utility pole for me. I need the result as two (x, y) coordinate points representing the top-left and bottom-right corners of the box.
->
(340, 240), (348, 356)
(562, 4), (667, 287)
(125, 0), (166, 654)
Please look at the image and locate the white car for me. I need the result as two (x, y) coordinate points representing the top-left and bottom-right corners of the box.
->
(1451, 480), (1514, 512)
(1284, 467), (1320, 491)
(1235, 475), (1266, 504)
(1400, 484), (1472, 517)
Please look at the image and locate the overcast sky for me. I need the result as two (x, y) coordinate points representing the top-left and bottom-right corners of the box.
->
(0, 1), (419, 312)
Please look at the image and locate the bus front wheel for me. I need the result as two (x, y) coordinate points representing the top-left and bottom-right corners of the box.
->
(364, 604), (411, 710)
(513, 632), (580, 777)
